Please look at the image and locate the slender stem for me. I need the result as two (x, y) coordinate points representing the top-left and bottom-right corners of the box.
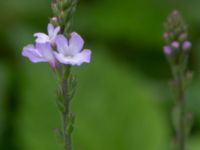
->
(60, 66), (72, 150)
(62, 112), (72, 150)
(51, 1), (78, 149)
(173, 66), (186, 150)
(177, 80), (186, 150)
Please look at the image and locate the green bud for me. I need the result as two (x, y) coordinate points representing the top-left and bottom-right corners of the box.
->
(50, 16), (59, 26)
(51, 3), (60, 16)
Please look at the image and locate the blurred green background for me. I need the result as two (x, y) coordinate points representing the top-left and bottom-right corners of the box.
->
(0, 0), (200, 150)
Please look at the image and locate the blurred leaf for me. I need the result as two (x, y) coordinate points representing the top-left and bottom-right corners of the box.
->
(189, 135), (200, 150)
(73, 46), (169, 150)
(18, 45), (169, 150)
(0, 62), (11, 141)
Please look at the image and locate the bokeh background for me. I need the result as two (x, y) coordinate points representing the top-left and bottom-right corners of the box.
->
(0, 0), (200, 150)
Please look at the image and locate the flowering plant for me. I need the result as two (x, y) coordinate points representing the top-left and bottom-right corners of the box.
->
(163, 10), (192, 150)
(21, 0), (91, 150)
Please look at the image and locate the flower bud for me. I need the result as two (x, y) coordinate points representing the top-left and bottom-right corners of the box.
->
(50, 16), (59, 26)
(51, 3), (59, 15)
(163, 32), (170, 39)
(172, 10), (179, 17)
(179, 33), (188, 41)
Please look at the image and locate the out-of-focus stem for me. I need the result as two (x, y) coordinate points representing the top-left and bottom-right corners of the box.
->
(177, 79), (186, 150)
(172, 66), (186, 150)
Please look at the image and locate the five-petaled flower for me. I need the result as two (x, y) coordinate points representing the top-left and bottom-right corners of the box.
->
(22, 23), (92, 68)
(54, 33), (91, 66)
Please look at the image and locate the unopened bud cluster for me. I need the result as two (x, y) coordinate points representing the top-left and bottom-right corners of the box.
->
(51, 0), (77, 35)
(163, 10), (191, 59)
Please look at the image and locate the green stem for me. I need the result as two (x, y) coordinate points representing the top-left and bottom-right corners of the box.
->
(62, 112), (72, 150)
(173, 66), (187, 150)
(51, 1), (78, 149)
(60, 66), (72, 150)
(177, 80), (186, 150)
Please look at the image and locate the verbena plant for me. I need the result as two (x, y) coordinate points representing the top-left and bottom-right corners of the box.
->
(163, 10), (192, 150)
(21, 0), (92, 150)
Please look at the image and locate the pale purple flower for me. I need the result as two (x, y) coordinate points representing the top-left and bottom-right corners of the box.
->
(182, 41), (192, 50)
(22, 42), (57, 68)
(34, 23), (60, 44)
(171, 41), (180, 49)
(163, 45), (172, 55)
(54, 32), (91, 66)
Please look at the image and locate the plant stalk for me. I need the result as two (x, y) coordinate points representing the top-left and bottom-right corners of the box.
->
(60, 67), (73, 150)
(172, 66), (187, 150)
(51, 0), (78, 149)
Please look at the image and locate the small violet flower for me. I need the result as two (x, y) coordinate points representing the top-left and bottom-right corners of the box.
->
(183, 41), (192, 51)
(163, 45), (172, 55)
(34, 23), (60, 44)
(22, 42), (57, 68)
(54, 32), (91, 66)
(171, 41), (180, 49)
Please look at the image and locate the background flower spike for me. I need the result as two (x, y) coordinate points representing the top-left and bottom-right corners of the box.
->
(163, 10), (193, 150)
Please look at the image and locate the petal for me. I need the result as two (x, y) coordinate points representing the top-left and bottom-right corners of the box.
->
(55, 49), (91, 66)
(22, 44), (47, 63)
(69, 32), (84, 54)
(55, 35), (68, 54)
(36, 42), (55, 62)
(50, 26), (61, 43)
(47, 23), (54, 36)
(34, 33), (49, 43)
(54, 26), (60, 36)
